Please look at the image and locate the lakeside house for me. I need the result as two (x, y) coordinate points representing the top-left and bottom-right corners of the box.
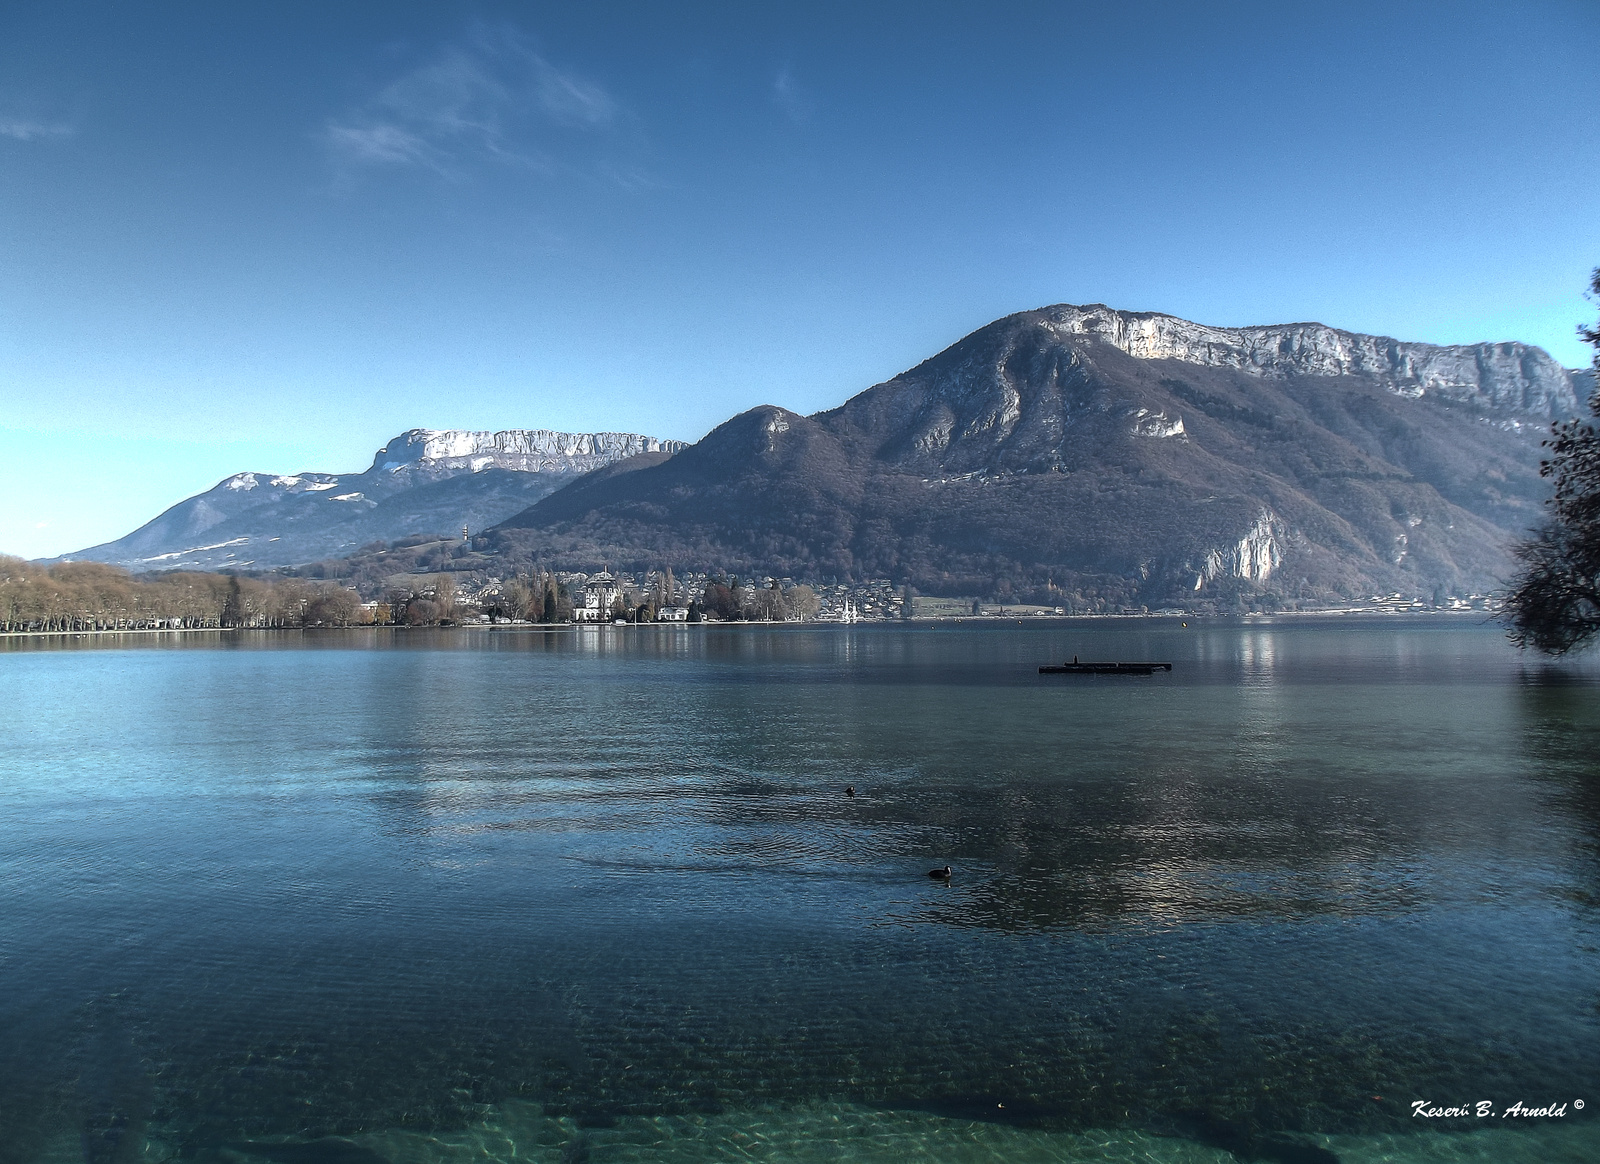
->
(573, 571), (622, 622)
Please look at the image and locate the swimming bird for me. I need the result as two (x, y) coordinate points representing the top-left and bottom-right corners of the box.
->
(844, 785), (856, 797)
(928, 866), (952, 880)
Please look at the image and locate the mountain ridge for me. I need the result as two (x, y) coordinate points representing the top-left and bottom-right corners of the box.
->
(52, 302), (1592, 606)
(485, 303), (1589, 605)
(57, 428), (686, 572)
(1009, 303), (1582, 416)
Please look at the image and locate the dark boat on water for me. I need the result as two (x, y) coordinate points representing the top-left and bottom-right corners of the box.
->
(1040, 656), (1172, 676)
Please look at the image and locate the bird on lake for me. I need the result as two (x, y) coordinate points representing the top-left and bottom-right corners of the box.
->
(928, 866), (952, 880)
(844, 785), (856, 797)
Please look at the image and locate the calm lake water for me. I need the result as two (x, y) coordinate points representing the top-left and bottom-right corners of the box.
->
(2, 619), (1598, 1164)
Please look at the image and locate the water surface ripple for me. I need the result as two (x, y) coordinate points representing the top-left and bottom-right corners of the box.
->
(2, 620), (1597, 1163)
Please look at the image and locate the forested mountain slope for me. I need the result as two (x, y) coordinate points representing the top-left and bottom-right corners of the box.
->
(488, 305), (1585, 606)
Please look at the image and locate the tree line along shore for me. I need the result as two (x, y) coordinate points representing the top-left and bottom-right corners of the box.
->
(0, 557), (825, 632)
(0, 558), (374, 632)
(1, 553), (1503, 637)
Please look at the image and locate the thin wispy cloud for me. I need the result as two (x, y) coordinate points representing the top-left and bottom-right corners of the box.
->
(772, 66), (815, 124)
(325, 123), (431, 166)
(324, 24), (618, 179)
(0, 118), (73, 141)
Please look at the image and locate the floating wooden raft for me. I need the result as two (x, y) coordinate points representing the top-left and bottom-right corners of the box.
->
(1039, 661), (1173, 675)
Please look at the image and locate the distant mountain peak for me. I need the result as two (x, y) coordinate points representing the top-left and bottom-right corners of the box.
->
(58, 426), (686, 571)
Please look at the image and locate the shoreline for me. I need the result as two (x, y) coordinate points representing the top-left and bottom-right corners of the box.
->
(0, 607), (1502, 639)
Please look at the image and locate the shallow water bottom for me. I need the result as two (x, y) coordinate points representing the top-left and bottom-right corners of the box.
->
(37, 1101), (1599, 1164)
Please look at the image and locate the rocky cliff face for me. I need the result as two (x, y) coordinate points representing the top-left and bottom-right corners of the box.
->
(1185, 510), (1285, 592)
(1035, 304), (1584, 418)
(58, 428), (684, 572)
(371, 429), (682, 474)
(489, 303), (1575, 606)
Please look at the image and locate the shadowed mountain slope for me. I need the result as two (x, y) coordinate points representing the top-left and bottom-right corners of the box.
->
(490, 305), (1586, 605)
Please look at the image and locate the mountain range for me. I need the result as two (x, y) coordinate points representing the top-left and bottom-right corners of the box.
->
(59, 429), (685, 571)
(482, 304), (1591, 606)
(59, 303), (1592, 608)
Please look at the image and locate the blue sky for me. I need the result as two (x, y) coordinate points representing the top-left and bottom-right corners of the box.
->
(3, 0), (1597, 559)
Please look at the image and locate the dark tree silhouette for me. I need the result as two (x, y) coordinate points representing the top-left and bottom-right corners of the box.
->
(1503, 268), (1600, 654)
(220, 576), (245, 627)
(702, 581), (737, 620)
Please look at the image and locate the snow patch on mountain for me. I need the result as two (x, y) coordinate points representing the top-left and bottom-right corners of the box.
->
(372, 429), (686, 474)
(1130, 408), (1185, 438)
(142, 537), (252, 562)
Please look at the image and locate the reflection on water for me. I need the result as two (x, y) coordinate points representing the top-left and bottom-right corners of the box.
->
(1518, 681), (1600, 924)
(1, 619), (1597, 1163)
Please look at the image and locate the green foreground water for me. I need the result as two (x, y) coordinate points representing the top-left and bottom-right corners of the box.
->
(1, 618), (1597, 1163)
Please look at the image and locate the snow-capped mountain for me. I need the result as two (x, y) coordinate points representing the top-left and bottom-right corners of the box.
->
(58, 429), (685, 571)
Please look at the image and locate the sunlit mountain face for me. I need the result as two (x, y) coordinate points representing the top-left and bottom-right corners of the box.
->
(53, 429), (685, 572)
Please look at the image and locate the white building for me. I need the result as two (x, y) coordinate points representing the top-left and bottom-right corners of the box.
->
(573, 571), (623, 622)
(657, 605), (690, 622)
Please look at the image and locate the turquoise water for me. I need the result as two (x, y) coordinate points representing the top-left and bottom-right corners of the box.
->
(1, 619), (1597, 1163)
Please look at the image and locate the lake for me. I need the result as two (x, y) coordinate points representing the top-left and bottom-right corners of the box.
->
(2, 618), (1597, 1163)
